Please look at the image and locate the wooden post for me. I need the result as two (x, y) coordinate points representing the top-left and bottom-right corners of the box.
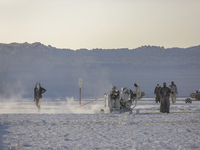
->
(79, 86), (81, 105)
(79, 78), (82, 105)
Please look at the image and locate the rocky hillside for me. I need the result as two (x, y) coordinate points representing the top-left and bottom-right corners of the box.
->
(0, 42), (200, 99)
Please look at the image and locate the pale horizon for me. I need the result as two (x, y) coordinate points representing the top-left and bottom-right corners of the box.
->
(1, 0), (200, 50)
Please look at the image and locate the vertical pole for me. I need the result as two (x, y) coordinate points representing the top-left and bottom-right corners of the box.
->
(79, 87), (81, 105)
(79, 78), (82, 106)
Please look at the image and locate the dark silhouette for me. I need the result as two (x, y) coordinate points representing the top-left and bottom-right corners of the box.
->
(154, 84), (161, 103)
(160, 82), (171, 113)
(34, 82), (46, 111)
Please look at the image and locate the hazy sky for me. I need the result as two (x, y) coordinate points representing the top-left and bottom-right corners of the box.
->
(0, 0), (200, 49)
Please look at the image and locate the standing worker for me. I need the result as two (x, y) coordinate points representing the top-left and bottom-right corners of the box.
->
(34, 82), (46, 111)
(154, 83), (161, 103)
(160, 82), (171, 113)
(134, 82), (142, 100)
(170, 81), (178, 103)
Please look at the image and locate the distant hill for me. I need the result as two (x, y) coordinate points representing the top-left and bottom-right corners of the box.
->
(0, 42), (200, 99)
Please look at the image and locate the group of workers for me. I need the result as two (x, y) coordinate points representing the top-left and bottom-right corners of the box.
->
(154, 81), (178, 113)
(33, 81), (178, 113)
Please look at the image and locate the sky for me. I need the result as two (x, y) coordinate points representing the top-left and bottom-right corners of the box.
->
(0, 0), (200, 50)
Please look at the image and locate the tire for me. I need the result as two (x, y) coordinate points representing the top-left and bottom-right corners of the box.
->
(185, 98), (192, 104)
(190, 93), (196, 98)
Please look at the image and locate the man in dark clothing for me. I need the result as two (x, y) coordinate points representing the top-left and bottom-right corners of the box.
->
(160, 82), (171, 113)
(34, 82), (46, 111)
(154, 83), (161, 103)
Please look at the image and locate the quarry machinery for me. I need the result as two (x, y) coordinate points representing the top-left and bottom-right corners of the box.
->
(103, 85), (146, 113)
(185, 89), (200, 103)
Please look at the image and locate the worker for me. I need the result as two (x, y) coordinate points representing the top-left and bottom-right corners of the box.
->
(170, 81), (178, 103)
(134, 82), (141, 100)
(34, 82), (46, 111)
(160, 82), (171, 113)
(154, 83), (161, 103)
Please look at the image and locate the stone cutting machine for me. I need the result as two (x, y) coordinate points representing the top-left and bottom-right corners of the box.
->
(103, 85), (146, 113)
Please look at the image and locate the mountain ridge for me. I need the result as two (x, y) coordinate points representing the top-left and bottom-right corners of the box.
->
(1, 42), (200, 51)
(0, 42), (200, 99)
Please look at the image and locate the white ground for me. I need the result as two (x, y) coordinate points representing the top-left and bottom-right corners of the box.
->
(0, 98), (200, 150)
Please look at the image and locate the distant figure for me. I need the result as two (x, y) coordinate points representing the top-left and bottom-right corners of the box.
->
(160, 82), (171, 113)
(134, 82), (141, 100)
(170, 81), (178, 103)
(154, 84), (161, 103)
(34, 82), (46, 111)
